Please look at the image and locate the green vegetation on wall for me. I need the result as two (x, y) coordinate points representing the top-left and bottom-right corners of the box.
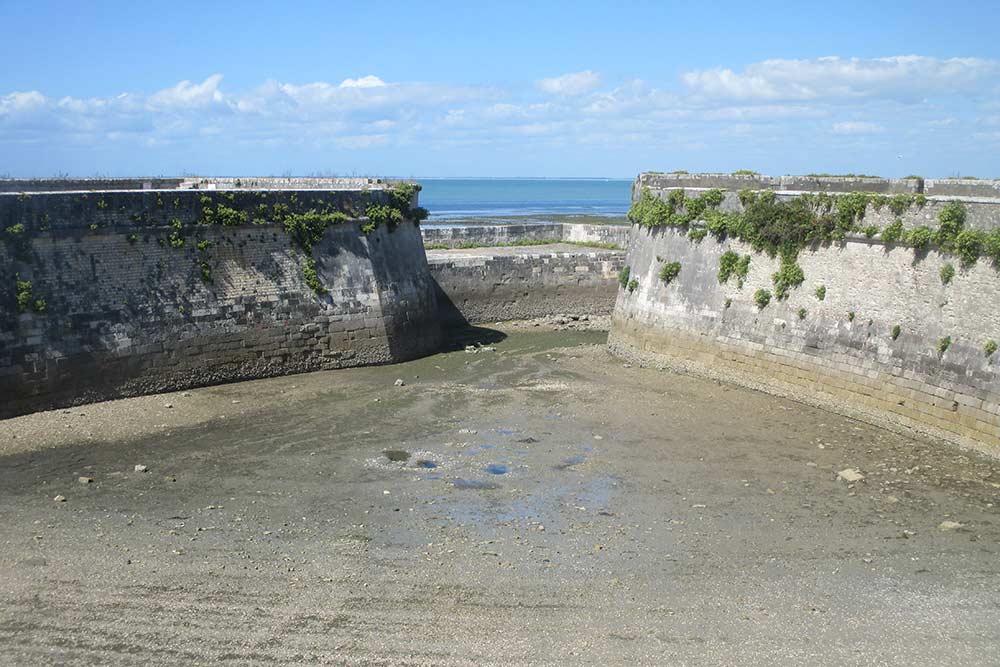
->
(13, 273), (45, 313)
(618, 265), (631, 289)
(717, 250), (751, 286)
(658, 261), (681, 284)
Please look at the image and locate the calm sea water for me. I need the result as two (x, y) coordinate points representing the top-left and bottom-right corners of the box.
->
(417, 178), (632, 220)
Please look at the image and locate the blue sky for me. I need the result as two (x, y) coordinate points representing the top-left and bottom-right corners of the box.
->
(1, 0), (999, 178)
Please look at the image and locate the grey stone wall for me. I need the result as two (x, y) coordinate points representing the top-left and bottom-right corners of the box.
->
(0, 188), (440, 418)
(610, 175), (1000, 456)
(421, 223), (565, 247)
(0, 177), (395, 193)
(421, 222), (629, 249)
(427, 246), (624, 325)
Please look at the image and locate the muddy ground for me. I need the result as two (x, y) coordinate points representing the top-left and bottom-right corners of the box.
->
(1, 327), (998, 666)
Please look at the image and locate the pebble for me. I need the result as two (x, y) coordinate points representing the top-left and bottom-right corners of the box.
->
(837, 468), (864, 482)
(134, 464), (148, 473)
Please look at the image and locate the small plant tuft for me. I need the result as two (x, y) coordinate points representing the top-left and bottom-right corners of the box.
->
(618, 265), (631, 288)
(659, 261), (682, 284)
(302, 257), (327, 295)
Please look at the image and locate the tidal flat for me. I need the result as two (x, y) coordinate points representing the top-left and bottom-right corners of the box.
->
(1, 327), (998, 665)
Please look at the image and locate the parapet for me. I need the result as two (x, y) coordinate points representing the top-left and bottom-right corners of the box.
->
(0, 176), (397, 193)
(636, 172), (1000, 199)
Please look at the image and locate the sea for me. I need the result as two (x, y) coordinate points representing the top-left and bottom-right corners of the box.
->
(416, 178), (632, 222)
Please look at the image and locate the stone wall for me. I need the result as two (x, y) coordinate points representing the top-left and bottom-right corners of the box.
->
(421, 223), (564, 247)
(610, 174), (1000, 456)
(421, 222), (630, 249)
(0, 177), (394, 193)
(427, 246), (624, 325)
(0, 186), (440, 418)
(635, 172), (1000, 200)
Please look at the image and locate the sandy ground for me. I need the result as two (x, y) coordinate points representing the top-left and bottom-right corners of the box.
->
(1, 327), (999, 666)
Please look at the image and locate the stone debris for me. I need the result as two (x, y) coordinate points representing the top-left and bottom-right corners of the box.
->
(78, 476), (94, 484)
(837, 468), (864, 482)
(53, 495), (66, 502)
(938, 520), (964, 531)
(394, 379), (405, 387)
(134, 464), (148, 473)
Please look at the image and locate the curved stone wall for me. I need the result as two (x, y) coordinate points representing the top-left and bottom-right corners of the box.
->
(0, 185), (441, 418)
(609, 174), (1000, 456)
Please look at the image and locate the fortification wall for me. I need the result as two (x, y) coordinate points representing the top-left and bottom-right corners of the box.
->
(0, 176), (393, 193)
(610, 173), (1000, 456)
(427, 246), (624, 325)
(422, 223), (565, 247)
(421, 222), (630, 249)
(0, 185), (440, 418)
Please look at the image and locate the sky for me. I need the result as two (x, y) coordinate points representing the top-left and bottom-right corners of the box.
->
(1, 0), (999, 178)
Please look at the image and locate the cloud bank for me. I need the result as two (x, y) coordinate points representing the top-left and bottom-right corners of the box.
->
(1, 56), (998, 176)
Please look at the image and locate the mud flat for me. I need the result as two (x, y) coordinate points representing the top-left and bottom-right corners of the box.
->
(1, 328), (999, 665)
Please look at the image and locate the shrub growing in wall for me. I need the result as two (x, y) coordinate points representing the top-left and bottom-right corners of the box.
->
(618, 265), (631, 289)
(659, 262), (681, 284)
(772, 255), (805, 300)
(881, 218), (904, 244)
(718, 250), (751, 286)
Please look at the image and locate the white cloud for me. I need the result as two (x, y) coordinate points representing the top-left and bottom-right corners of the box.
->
(339, 75), (386, 89)
(148, 74), (227, 110)
(682, 56), (1000, 102)
(536, 70), (602, 96)
(832, 121), (884, 135)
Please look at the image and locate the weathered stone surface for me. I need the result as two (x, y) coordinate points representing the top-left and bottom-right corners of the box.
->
(0, 185), (441, 418)
(610, 174), (1000, 457)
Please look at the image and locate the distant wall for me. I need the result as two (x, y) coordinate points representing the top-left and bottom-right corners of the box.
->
(0, 186), (440, 418)
(428, 248), (624, 325)
(421, 222), (629, 248)
(421, 223), (564, 247)
(0, 176), (394, 193)
(610, 173), (1000, 456)
(635, 172), (1000, 200)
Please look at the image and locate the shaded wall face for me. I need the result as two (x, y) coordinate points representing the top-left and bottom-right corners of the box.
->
(610, 217), (1000, 456)
(427, 250), (624, 326)
(0, 189), (440, 418)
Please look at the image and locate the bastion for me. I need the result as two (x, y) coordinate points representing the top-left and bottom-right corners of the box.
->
(0, 178), (442, 418)
(610, 173), (1000, 456)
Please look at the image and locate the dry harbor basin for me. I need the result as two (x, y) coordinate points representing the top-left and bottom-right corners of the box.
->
(1, 175), (999, 665)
